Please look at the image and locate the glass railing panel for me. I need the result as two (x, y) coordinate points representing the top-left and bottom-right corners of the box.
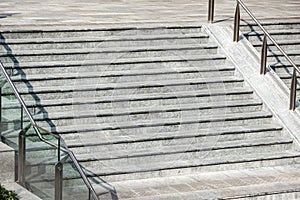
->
(0, 80), (22, 150)
(61, 154), (91, 200)
(23, 125), (60, 200)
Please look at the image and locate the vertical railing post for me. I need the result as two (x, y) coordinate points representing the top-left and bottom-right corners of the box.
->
(18, 127), (26, 186)
(233, 1), (240, 42)
(208, 0), (215, 23)
(0, 87), (2, 140)
(55, 161), (63, 200)
(290, 68), (297, 110)
(260, 34), (268, 75)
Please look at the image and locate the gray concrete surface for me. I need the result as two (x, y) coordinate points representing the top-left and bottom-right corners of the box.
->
(0, 142), (14, 183)
(0, 0), (299, 29)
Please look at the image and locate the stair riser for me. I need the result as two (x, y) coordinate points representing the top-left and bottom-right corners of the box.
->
(17, 81), (244, 101)
(13, 70), (235, 87)
(267, 55), (300, 63)
(6, 59), (229, 75)
(24, 91), (254, 113)
(3, 57), (227, 74)
(254, 43), (300, 51)
(70, 130), (283, 154)
(63, 128), (283, 143)
(245, 34), (300, 43)
(34, 104), (263, 126)
(98, 156), (300, 182)
(0, 47), (220, 63)
(240, 24), (300, 32)
(38, 116), (274, 134)
(0, 27), (204, 39)
(81, 143), (293, 170)
(0, 38), (210, 51)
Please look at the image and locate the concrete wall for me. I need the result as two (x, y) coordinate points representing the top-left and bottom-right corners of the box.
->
(0, 142), (15, 183)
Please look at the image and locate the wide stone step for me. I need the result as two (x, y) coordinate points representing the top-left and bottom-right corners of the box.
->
(0, 26), (204, 39)
(84, 150), (300, 182)
(41, 111), (274, 134)
(240, 22), (300, 32)
(32, 99), (263, 126)
(70, 124), (287, 156)
(0, 33), (210, 51)
(3, 56), (228, 76)
(77, 137), (294, 168)
(64, 124), (283, 147)
(11, 65), (236, 88)
(13, 76), (244, 101)
(0, 44), (219, 63)
(112, 165), (300, 200)
(4, 87), (255, 115)
(2, 54), (227, 73)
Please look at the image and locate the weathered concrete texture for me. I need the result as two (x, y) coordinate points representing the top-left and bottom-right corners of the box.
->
(0, 0), (299, 29)
(0, 142), (14, 183)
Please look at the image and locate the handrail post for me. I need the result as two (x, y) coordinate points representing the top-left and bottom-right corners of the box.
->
(233, 1), (240, 42)
(18, 126), (26, 186)
(55, 161), (63, 200)
(290, 68), (297, 110)
(0, 87), (2, 140)
(260, 34), (267, 74)
(208, 0), (215, 23)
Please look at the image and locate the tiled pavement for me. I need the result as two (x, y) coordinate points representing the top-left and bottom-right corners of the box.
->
(0, 0), (299, 29)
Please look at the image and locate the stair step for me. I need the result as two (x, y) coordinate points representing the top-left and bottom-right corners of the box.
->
(0, 44), (219, 63)
(2, 53), (227, 69)
(84, 150), (300, 182)
(46, 111), (273, 134)
(0, 26), (204, 39)
(112, 165), (300, 200)
(76, 137), (293, 162)
(65, 124), (283, 147)
(0, 33), (210, 51)
(19, 87), (254, 110)
(34, 99), (263, 121)
(12, 64), (235, 82)
(243, 29), (300, 42)
(11, 65), (236, 88)
(11, 76), (244, 101)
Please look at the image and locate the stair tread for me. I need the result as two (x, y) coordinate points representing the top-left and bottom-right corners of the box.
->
(54, 111), (273, 133)
(244, 28), (300, 36)
(33, 99), (262, 120)
(0, 32), (208, 44)
(14, 76), (243, 94)
(11, 64), (235, 81)
(18, 87), (253, 107)
(252, 38), (300, 47)
(84, 150), (300, 176)
(2, 54), (227, 68)
(75, 136), (292, 161)
(1, 43), (217, 56)
(112, 165), (300, 200)
(65, 124), (283, 146)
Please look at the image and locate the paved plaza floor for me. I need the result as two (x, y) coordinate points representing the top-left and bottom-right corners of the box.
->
(0, 0), (299, 29)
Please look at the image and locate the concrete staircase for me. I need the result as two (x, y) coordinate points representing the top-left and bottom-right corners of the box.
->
(241, 20), (300, 99)
(1, 25), (300, 199)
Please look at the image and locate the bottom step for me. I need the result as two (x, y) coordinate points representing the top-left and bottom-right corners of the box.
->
(112, 165), (300, 200)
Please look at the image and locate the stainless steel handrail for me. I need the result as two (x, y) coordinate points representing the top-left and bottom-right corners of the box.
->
(208, 0), (300, 110)
(0, 61), (99, 200)
(235, 0), (300, 74)
(233, 0), (300, 110)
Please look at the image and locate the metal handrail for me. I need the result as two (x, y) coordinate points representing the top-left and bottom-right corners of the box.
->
(208, 0), (300, 110)
(0, 61), (99, 200)
(235, 0), (300, 74)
